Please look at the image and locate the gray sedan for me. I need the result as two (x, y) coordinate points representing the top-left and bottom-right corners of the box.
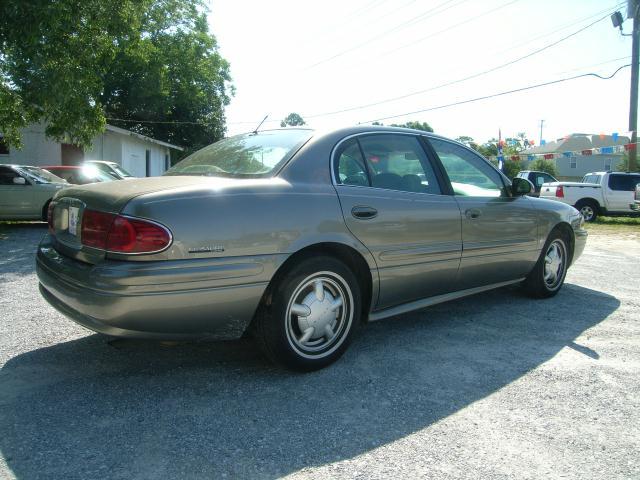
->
(36, 126), (587, 370)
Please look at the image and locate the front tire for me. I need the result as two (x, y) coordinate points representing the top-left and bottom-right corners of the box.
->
(522, 231), (569, 298)
(255, 256), (361, 371)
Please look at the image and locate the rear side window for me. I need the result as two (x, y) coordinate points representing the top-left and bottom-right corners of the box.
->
(608, 174), (640, 191)
(335, 139), (369, 187)
(359, 134), (442, 194)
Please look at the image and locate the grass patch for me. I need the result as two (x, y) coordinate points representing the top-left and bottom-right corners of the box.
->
(586, 216), (640, 234)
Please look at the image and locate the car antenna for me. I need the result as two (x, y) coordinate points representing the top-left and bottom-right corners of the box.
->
(252, 114), (269, 134)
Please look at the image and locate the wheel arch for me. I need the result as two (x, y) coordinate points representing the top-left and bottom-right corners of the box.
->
(256, 242), (375, 325)
(549, 221), (575, 265)
(574, 197), (601, 210)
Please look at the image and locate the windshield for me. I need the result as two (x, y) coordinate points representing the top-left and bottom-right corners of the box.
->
(18, 166), (67, 184)
(582, 174), (601, 184)
(110, 163), (133, 178)
(165, 129), (313, 178)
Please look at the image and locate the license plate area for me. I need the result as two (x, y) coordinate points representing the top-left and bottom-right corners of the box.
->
(54, 198), (85, 249)
(68, 206), (79, 236)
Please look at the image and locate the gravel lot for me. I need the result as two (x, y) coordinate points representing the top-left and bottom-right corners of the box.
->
(0, 223), (638, 479)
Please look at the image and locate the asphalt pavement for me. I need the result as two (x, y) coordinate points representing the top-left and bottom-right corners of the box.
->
(0, 223), (638, 479)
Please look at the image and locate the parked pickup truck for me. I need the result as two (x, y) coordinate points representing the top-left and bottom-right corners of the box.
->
(633, 183), (640, 212)
(540, 171), (640, 222)
(516, 170), (558, 197)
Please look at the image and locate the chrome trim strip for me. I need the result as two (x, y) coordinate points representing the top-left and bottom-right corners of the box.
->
(367, 278), (525, 322)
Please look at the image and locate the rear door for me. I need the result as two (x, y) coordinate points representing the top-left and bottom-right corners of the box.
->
(606, 174), (640, 211)
(333, 133), (462, 309)
(426, 138), (539, 290)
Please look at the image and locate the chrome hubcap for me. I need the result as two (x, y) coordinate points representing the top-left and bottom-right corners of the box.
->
(286, 272), (353, 358)
(580, 205), (594, 221)
(544, 240), (566, 289)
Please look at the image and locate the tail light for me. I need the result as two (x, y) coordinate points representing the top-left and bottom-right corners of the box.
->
(555, 185), (564, 198)
(80, 209), (172, 254)
(47, 202), (56, 234)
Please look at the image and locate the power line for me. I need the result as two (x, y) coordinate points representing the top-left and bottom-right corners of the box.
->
(303, 10), (617, 119)
(303, 0), (469, 70)
(376, 0), (522, 59)
(358, 64), (631, 124)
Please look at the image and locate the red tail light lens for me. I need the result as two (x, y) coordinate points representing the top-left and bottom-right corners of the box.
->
(81, 210), (116, 250)
(80, 210), (171, 254)
(556, 185), (564, 198)
(106, 216), (171, 253)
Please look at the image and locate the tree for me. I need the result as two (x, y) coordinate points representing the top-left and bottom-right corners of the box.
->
(616, 153), (640, 172)
(0, 0), (232, 150)
(390, 121), (433, 132)
(530, 159), (558, 177)
(280, 113), (306, 127)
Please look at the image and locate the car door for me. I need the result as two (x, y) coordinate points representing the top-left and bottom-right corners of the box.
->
(606, 174), (640, 211)
(426, 138), (539, 290)
(333, 133), (462, 309)
(0, 166), (35, 218)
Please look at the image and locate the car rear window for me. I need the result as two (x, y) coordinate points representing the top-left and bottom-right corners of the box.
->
(582, 174), (601, 184)
(165, 129), (313, 178)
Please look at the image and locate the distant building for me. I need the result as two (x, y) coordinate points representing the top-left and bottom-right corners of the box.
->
(521, 133), (628, 179)
(0, 123), (183, 177)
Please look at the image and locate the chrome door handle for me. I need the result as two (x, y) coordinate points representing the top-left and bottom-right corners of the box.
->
(351, 206), (378, 219)
(465, 208), (481, 219)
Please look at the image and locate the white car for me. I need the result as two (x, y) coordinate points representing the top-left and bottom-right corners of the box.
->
(0, 164), (69, 221)
(539, 171), (640, 221)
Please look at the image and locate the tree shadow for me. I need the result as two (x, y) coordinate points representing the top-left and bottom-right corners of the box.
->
(0, 223), (46, 282)
(0, 283), (618, 479)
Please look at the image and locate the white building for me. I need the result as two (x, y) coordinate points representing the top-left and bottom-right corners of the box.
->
(0, 123), (183, 177)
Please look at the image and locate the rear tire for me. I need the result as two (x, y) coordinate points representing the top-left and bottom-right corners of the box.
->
(522, 231), (569, 298)
(254, 256), (361, 371)
(575, 200), (598, 222)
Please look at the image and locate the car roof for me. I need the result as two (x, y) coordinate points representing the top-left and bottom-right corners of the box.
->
(42, 165), (81, 170)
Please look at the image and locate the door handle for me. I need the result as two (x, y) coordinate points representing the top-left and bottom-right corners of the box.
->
(465, 208), (482, 219)
(351, 206), (378, 219)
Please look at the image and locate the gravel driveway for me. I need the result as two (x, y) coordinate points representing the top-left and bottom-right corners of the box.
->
(0, 223), (638, 479)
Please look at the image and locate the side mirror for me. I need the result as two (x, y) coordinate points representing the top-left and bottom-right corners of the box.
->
(511, 177), (533, 196)
(12, 177), (27, 185)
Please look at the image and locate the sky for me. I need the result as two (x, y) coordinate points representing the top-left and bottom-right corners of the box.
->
(208, 0), (634, 145)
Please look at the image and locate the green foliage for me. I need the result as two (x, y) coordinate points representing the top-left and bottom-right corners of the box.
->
(502, 159), (523, 180)
(280, 113), (306, 127)
(529, 159), (558, 177)
(616, 153), (640, 172)
(0, 0), (232, 150)
(390, 121), (433, 132)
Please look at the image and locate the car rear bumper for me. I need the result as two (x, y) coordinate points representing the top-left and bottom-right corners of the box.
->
(37, 235), (284, 340)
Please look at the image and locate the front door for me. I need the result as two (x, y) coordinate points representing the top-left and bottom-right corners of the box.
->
(0, 166), (33, 218)
(333, 133), (462, 309)
(427, 138), (539, 290)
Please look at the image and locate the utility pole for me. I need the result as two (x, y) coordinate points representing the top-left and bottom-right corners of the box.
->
(539, 119), (544, 145)
(629, 0), (639, 172)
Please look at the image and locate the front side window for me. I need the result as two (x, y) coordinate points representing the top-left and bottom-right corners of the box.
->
(17, 166), (65, 184)
(428, 138), (505, 197)
(166, 129), (313, 178)
(358, 134), (442, 194)
(0, 166), (21, 185)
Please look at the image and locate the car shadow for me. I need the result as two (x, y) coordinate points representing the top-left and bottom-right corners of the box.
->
(0, 282), (618, 479)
